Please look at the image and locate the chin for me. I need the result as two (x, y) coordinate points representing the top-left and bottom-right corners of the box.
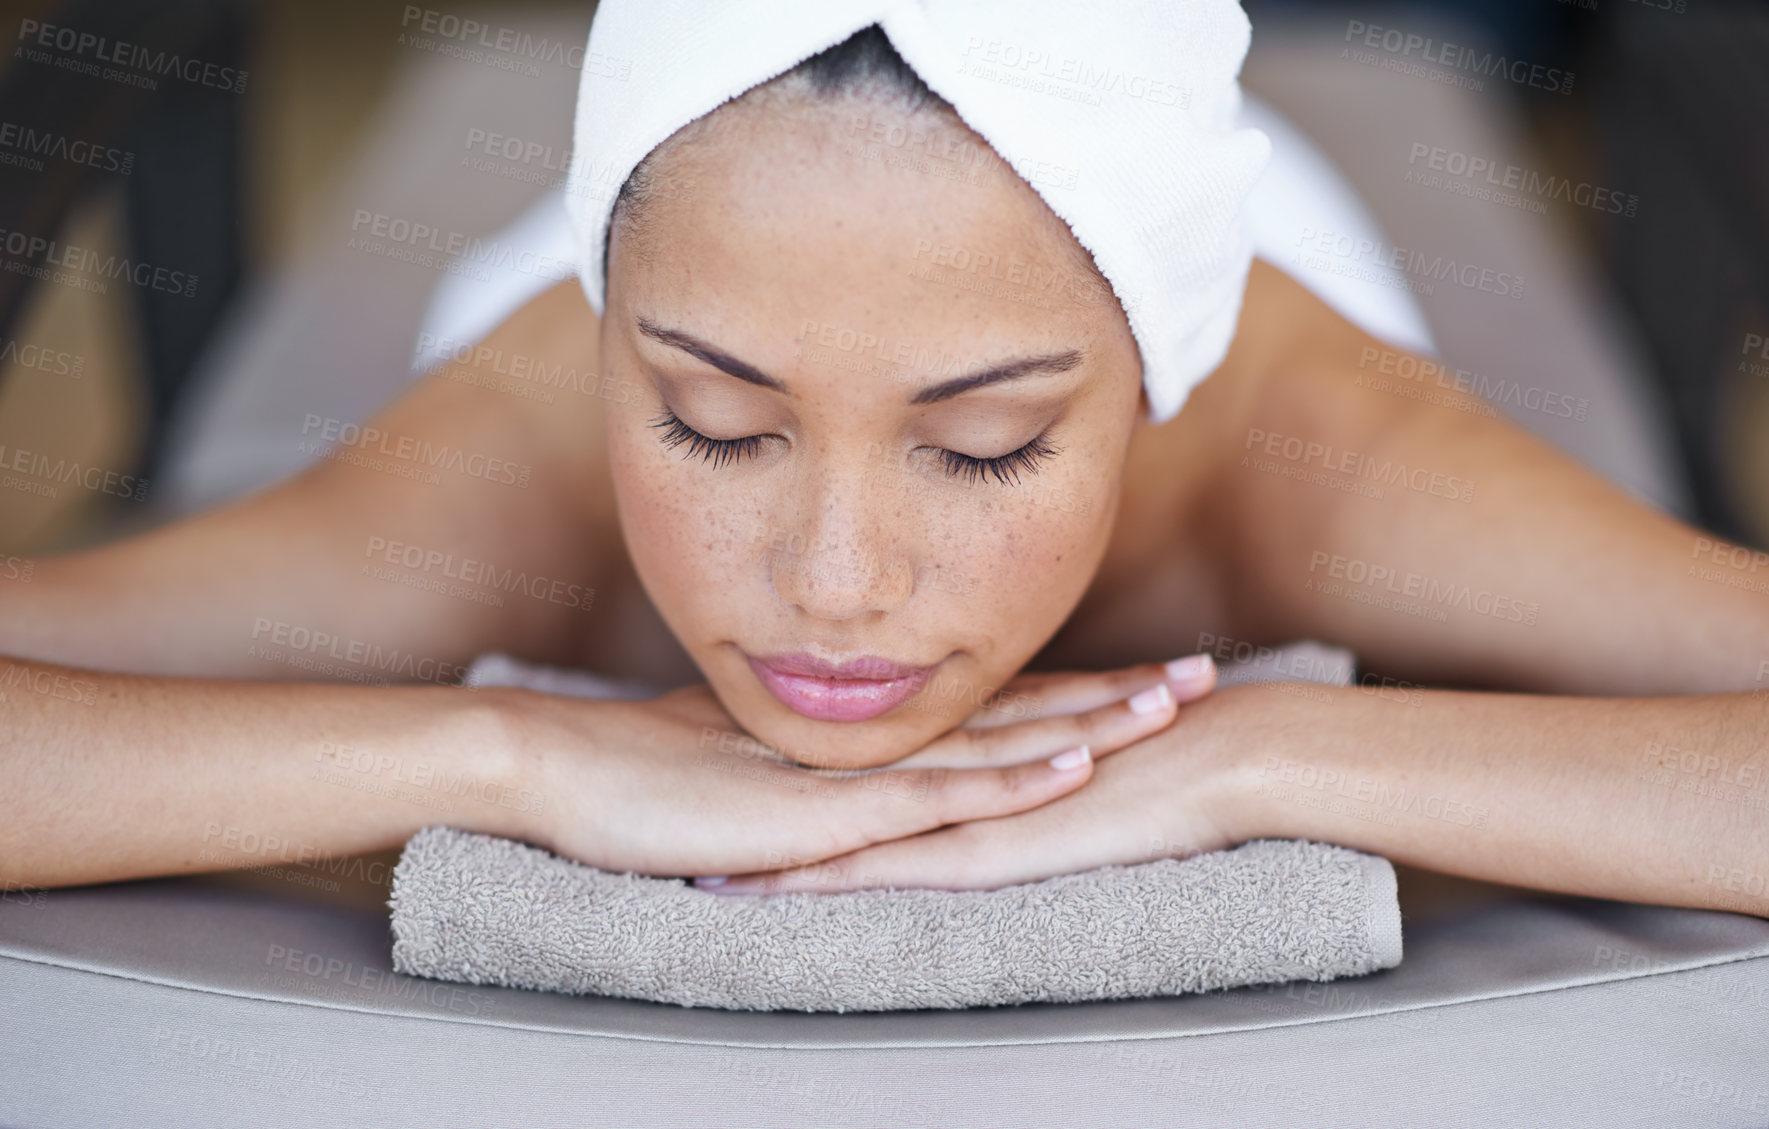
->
(733, 692), (958, 771)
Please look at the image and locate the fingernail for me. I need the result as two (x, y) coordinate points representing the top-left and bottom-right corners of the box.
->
(1128, 683), (1173, 715)
(694, 876), (728, 888)
(1048, 744), (1091, 771)
(1165, 654), (1214, 682)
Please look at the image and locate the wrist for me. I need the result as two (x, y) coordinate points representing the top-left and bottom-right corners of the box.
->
(1183, 682), (1302, 847)
(434, 685), (554, 846)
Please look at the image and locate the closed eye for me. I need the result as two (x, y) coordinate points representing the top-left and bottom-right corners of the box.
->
(936, 432), (1059, 485)
(648, 411), (765, 470)
(648, 411), (1060, 484)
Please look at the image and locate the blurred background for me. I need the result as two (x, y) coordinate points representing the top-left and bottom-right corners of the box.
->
(1, 0), (1766, 557)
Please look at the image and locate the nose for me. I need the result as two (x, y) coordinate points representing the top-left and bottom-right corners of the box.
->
(768, 465), (913, 621)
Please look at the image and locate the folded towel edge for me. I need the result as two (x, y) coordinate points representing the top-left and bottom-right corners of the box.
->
(1360, 851), (1404, 970)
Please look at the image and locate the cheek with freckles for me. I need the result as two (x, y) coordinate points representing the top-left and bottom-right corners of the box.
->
(932, 487), (1115, 683)
(605, 413), (765, 652)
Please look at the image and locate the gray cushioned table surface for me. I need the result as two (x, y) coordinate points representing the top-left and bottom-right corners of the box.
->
(4, 865), (1768, 1128)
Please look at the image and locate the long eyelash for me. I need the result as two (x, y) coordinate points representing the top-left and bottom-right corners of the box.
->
(939, 431), (1060, 486)
(648, 411), (766, 469)
(649, 410), (1060, 485)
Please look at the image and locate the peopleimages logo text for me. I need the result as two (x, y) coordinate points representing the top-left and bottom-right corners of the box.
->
(1344, 20), (1573, 94)
(0, 228), (197, 297)
(16, 19), (249, 93)
(398, 6), (631, 78)
(0, 121), (133, 174)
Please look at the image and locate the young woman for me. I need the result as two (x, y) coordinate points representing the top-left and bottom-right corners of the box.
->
(2, 24), (1764, 916)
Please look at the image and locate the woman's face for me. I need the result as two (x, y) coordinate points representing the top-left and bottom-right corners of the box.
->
(601, 87), (1145, 769)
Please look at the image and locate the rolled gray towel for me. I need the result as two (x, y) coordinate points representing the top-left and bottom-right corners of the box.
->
(391, 829), (1400, 1012)
(389, 639), (1402, 1011)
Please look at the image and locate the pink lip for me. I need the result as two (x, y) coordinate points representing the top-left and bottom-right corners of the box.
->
(746, 651), (937, 722)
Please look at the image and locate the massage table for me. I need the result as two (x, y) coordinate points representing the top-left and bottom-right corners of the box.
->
(4, 863), (1768, 1126)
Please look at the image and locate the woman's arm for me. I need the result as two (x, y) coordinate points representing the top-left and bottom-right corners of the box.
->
(0, 280), (603, 886)
(1209, 681), (1769, 915)
(1, 652), (1193, 889)
(0, 657), (528, 888)
(1189, 268), (1769, 910)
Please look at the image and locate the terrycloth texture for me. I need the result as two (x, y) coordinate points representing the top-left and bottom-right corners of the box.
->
(392, 830), (1400, 1012)
(563, 0), (1272, 424)
(393, 641), (1401, 1012)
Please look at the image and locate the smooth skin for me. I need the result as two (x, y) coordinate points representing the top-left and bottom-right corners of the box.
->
(2, 81), (1765, 915)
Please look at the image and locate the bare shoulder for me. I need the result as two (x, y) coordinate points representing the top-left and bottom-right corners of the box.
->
(363, 277), (632, 651)
(1196, 260), (1482, 455)
(3, 278), (627, 678)
(341, 276), (623, 580)
(398, 279), (611, 477)
(1183, 260), (1497, 529)
(1110, 260), (1489, 654)
(1180, 263), (1766, 693)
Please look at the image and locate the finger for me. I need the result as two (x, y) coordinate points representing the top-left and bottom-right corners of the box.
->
(830, 742), (1098, 844)
(958, 654), (1216, 729)
(702, 827), (975, 894)
(703, 796), (1143, 895)
(885, 679), (1180, 770)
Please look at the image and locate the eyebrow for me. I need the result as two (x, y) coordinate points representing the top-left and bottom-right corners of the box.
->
(636, 318), (1082, 405)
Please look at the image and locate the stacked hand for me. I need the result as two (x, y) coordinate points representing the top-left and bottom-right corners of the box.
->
(505, 653), (1234, 894)
(700, 654), (1239, 893)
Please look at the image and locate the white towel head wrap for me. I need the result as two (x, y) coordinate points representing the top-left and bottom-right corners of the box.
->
(564, 0), (1271, 424)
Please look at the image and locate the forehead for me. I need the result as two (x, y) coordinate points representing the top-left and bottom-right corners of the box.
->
(610, 91), (1122, 351)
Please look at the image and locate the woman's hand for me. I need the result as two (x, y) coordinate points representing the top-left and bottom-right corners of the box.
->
(492, 653), (1212, 880)
(698, 674), (1250, 895)
(883, 652), (1217, 769)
